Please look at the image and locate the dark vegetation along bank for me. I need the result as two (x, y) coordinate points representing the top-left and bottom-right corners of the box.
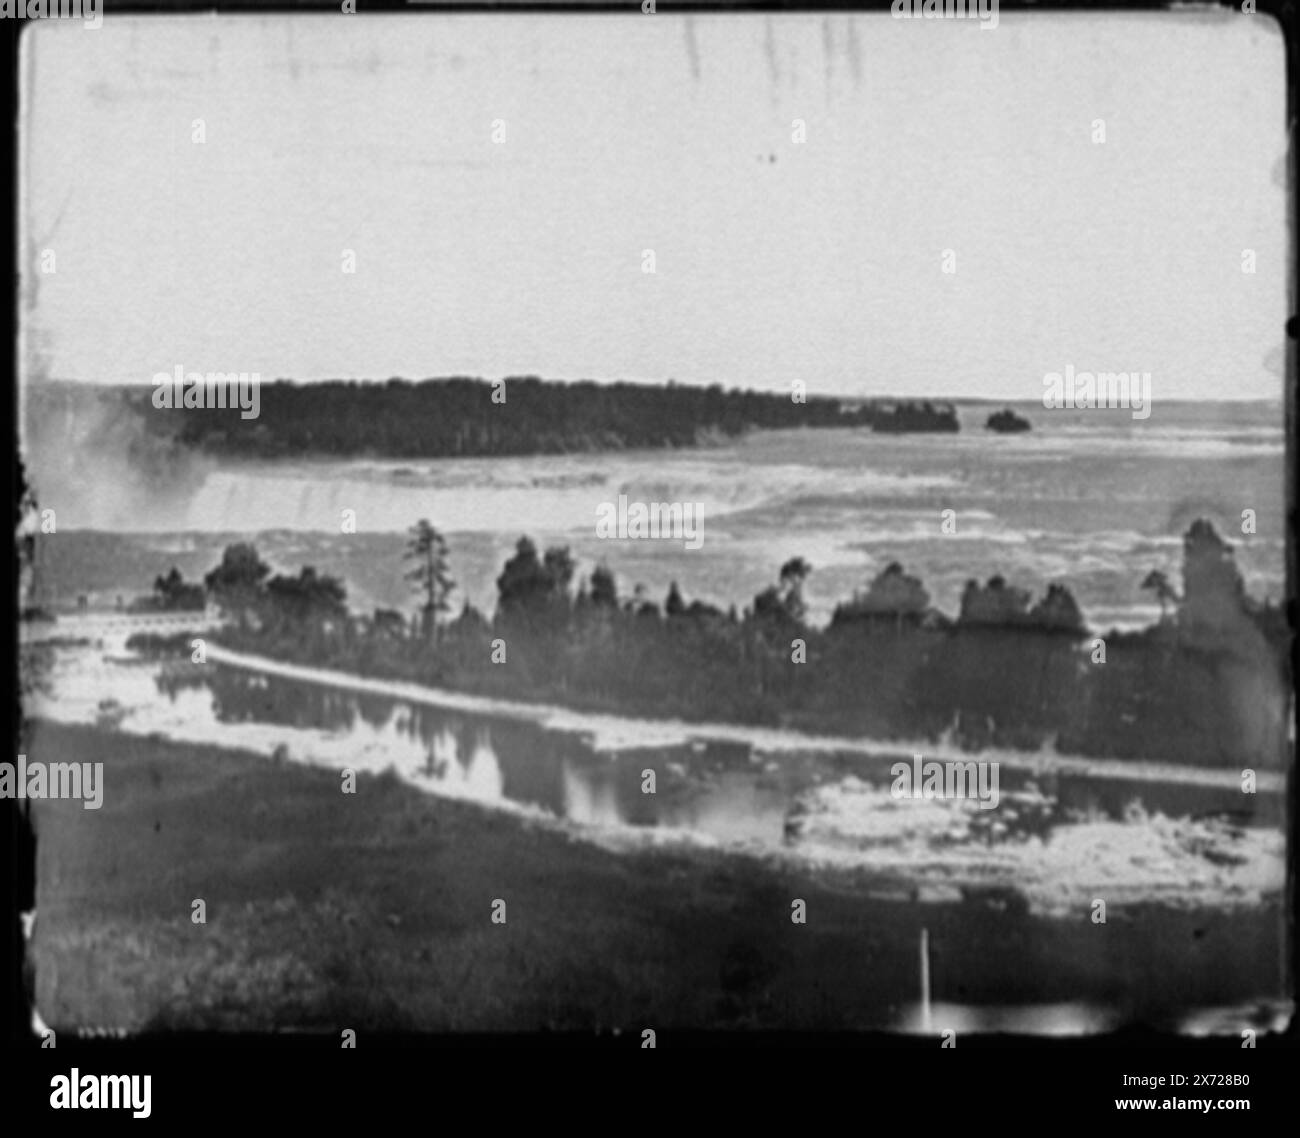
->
(130, 519), (1290, 770)
(28, 378), (976, 460)
(31, 722), (1274, 1032)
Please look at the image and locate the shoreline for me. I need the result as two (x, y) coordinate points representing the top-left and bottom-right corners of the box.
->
(22, 721), (1288, 1034)
(201, 640), (1286, 792)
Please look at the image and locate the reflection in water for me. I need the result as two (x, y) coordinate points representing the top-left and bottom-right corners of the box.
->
(465, 731), (505, 801)
(656, 774), (789, 846)
(145, 662), (1285, 843)
(561, 758), (621, 829)
(29, 644), (1289, 1031)
(148, 663), (897, 838)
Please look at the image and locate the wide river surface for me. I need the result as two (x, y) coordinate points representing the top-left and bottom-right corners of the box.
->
(22, 399), (1291, 1033)
(32, 401), (1286, 634)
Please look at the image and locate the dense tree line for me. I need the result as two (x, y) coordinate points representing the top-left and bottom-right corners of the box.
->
(123, 377), (893, 458)
(870, 400), (959, 433)
(128, 567), (206, 612)
(159, 518), (1291, 771)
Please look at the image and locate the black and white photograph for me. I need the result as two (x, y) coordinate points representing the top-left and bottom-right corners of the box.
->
(8, 0), (1295, 1115)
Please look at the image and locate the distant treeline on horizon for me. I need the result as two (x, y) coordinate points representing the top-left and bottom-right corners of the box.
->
(32, 377), (977, 459)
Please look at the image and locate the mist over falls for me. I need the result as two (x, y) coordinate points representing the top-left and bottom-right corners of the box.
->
(22, 383), (214, 531)
(18, 377), (877, 532)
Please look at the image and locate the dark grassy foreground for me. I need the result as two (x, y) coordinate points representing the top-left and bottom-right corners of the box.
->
(26, 721), (1283, 1035)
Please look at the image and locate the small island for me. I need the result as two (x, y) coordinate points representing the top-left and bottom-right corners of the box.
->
(986, 408), (1031, 433)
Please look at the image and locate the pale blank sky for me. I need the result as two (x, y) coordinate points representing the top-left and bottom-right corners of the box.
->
(20, 11), (1287, 399)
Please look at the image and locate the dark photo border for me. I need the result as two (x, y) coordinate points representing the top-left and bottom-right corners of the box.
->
(3, 0), (1296, 1123)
